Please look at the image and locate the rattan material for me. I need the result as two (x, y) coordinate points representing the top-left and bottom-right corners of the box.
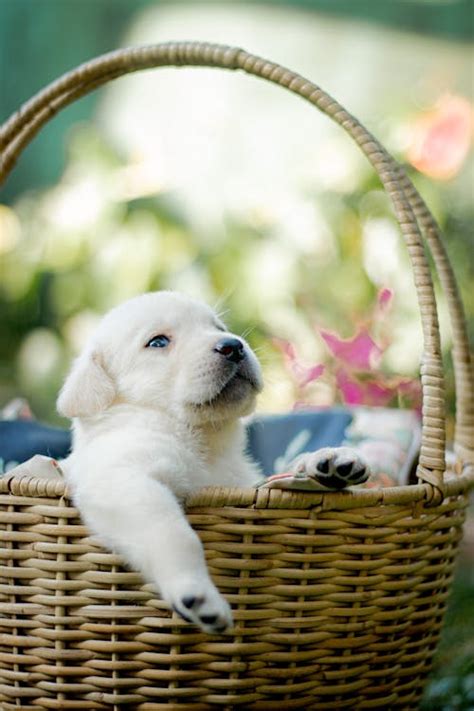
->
(1, 42), (473, 709)
(0, 474), (473, 710)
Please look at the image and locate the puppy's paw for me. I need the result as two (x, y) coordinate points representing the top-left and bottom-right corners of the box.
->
(290, 446), (370, 490)
(165, 577), (233, 634)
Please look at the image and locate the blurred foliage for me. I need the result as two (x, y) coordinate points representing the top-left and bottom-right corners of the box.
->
(421, 561), (474, 710)
(278, 0), (474, 40)
(1, 0), (472, 201)
(0, 122), (472, 425)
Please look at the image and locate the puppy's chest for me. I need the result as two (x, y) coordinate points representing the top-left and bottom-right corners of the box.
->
(151, 439), (239, 492)
(143, 432), (216, 492)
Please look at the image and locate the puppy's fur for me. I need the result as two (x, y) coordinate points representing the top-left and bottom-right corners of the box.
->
(58, 291), (368, 633)
(58, 292), (262, 632)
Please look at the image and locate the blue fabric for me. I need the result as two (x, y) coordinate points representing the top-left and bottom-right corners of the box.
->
(0, 421), (71, 472)
(246, 409), (353, 474)
(0, 408), (353, 476)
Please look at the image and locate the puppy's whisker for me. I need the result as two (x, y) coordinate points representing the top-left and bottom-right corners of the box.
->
(215, 308), (231, 321)
(240, 326), (256, 340)
(213, 289), (234, 314)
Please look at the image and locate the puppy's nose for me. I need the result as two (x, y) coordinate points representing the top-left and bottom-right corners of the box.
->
(214, 337), (245, 363)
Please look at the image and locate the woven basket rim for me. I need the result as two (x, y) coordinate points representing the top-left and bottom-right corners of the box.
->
(2, 466), (473, 509)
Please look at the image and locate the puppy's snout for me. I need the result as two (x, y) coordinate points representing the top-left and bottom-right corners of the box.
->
(214, 337), (245, 364)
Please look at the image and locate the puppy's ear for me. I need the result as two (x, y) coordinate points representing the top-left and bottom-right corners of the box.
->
(57, 350), (115, 418)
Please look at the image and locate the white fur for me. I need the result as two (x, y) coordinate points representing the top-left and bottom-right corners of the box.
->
(59, 291), (262, 633)
(58, 290), (369, 633)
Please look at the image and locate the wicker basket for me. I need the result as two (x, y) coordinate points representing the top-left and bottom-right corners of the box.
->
(0, 42), (473, 710)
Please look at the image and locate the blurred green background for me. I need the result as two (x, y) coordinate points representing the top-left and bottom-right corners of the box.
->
(1, 1), (473, 708)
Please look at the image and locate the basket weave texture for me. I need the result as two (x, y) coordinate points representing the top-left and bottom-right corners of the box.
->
(1, 42), (473, 710)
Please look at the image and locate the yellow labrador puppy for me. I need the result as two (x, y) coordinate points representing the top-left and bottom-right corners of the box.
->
(58, 291), (368, 633)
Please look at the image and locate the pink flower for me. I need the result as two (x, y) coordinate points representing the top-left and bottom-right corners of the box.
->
(335, 368), (395, 407)
(377, 287), (393, 312)
(274, 285), (421, 411)
(336, 367), (421, 409)
(406, 93), (473, 180)
(365, 380), (399, 407)
(273, 338), (325, 388)
(335, 368), (366, 405)
(319, 328), (383, 371)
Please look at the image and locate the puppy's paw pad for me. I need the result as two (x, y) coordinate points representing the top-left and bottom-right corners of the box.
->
(346, 465), (368, 484)
(182, 595), (201, 609)
(290, 447), (370, 490)
(336, 462), (353, 477)
(316, 458), (330, 474)
(168, 580), (233, 634)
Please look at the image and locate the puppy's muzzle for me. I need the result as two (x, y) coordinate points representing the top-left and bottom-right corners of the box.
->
(213, 338), (245, 364)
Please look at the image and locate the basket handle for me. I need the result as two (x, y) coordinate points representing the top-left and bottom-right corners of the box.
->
(395, 168), (474, 465)
(1, 42), (472, 488)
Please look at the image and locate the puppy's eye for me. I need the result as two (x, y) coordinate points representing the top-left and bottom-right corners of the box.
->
(146, 335), (170, 349)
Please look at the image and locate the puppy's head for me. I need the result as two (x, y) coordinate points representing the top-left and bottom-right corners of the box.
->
(57, 291), (263, 426)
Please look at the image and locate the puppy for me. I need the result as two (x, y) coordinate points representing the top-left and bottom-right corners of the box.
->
(58, 291), (368, 633)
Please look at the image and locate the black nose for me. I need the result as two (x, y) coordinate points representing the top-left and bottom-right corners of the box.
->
(214, 337), (245, 363)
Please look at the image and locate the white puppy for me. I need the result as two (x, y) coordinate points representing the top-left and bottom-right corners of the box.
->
(58, 291), (368, 633)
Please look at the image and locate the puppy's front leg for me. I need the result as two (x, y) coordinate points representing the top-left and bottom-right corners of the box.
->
(72, 469), (232, 634)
